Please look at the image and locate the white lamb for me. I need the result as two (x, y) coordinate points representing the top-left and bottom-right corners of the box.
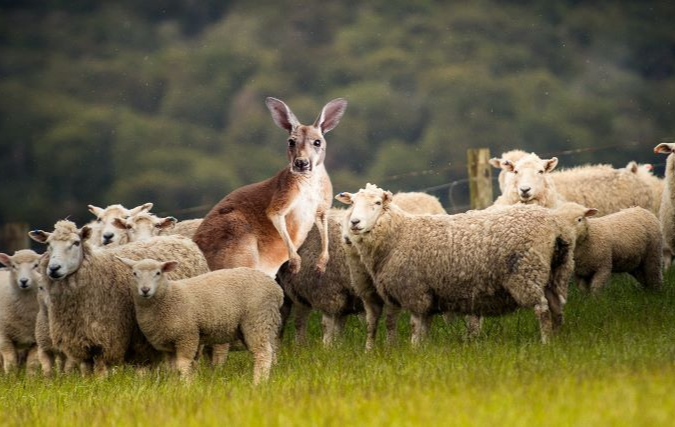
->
(117, 258), (283, 384)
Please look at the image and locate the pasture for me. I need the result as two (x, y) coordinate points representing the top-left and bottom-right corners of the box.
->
(1, 272), (675, 426)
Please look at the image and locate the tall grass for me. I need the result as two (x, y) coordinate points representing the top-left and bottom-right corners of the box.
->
(1, 272), (674, 426)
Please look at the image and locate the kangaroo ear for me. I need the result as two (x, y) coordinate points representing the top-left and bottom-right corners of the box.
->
(314, 98), (348, 134)
(266, 97), (300, 133)
(335, 192), (353, 205)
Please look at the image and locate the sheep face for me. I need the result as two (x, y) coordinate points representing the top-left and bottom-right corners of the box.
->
(116, 257), (178, 298)
(88, 203), (153, 246)
(29, 220), (91, 281)
(554, 202), (597, 241)
(113, 213), (176, 243)
(503, 154), (558, 204)
(336, 184), (393, 235)
(0, 249), (41, 290)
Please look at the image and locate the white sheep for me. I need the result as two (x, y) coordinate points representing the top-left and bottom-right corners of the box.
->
(337, 184), (587, 345)
(117, 258), (283, 384)
(494, 152), (653, 216)
(112, 212), (177, 243)
(29, 220), (209, 376)
(570, 205), (662, 292)
(0, 249), (42, 373)
(87, 202), (153, 246)
(489, 149), (529, 193)
(625, 161), (663, 215)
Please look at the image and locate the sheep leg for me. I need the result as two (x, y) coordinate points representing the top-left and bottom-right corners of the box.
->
(93, 357), (109, 378)
(252, 341), (274, 385)
(544, 287), (564, 330)
(663, 246), (672, 270)
(639, 248), (663, 290)
(506, 275), (553, 343)
(37, 347), (55, 378)
(25, 346), (40, 375)
(464, 315), (483, 340)
(384, 305), (401, 345)
(363, 296), (383, 352)
(321, 315), (336, 347)
(0, 340), (18, 374)
(589, 268), (612, 294)
(79, 360), (93, 377)
(410, 313), (431, 346)
(174, 344), (198, 380)
(293, 303), (312, 345)
(210, 344), (229, 367)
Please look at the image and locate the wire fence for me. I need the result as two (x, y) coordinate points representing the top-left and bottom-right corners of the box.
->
(160, 141), (666, 217)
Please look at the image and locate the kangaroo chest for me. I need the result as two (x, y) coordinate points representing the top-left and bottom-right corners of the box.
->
(285, 174), (326, 246)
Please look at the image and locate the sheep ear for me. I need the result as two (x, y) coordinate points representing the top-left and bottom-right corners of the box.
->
(80, 226), (93, 242)
(585, 208), (598, 217)
(115, 256), (136, 268)
(502, 160), (515, 172)
(112, 218), (129, 230)
(157, 217), (177, 230)
(313, 98), (348, 134)
(335, 192), (353, 205)
(626, 161), (638, 173)
(29, 230), (50, 244)
(544, 157), (558, 173)
(266, 97), (300, 133)
(162, 261), (179, 273)
(488, 157), (503, 169)
(88, 205), (104, 217)
(382, 191), (394, 207)
(0, 253), (11, 267)
(654, 143), (675, 154)
(129, 203), (153, 216)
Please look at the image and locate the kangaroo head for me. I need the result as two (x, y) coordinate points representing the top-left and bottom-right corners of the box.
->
(266, 97), (348, 174)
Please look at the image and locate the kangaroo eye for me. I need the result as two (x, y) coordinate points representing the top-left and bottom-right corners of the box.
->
(288, 139), (296, 147)
(313, 139), (322, 147)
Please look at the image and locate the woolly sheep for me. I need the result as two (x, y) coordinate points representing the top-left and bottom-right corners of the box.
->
(29, 220), (209, 376)
(87, 202), (153, 246)
(570, 205), (662, 292)
(0, 250), (42, 373)
(625, 161), (663, 214)
(112, 212), (178, 243)
(337, 184), (588, 345)
(277, 193), (445, 348)
(494, 153), (653, 216)
(654, 143), (675, 269)
(117, 258), (283, 384)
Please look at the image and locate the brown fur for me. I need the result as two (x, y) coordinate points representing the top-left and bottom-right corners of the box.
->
(194, 98), (347, 277)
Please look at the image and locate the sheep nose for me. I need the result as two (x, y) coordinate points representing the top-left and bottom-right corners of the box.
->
(519, 186), (531, 194)
(49, 265), (61, 273)
(102, 232), (114, 244)
(19, 278), (29, 287)
(351, 218), (361, 226)
(141, 287), (151, 296)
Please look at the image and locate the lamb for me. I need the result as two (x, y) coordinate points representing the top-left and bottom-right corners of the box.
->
(117, 258), (283, 384)
(87, 202), (153, 246)
(29, 220), (209, 376)
(0, 249), (42, 373)
(569, 205), (662, 292)
(112, 212), (178, 243)
(337, 184), (588, 345)
(625, 161), (664, 215)
(277, 192), (445, 348)
(493, 152), (653, 216)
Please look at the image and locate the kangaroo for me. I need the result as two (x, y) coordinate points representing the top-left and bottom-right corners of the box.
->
(193, 97), (347, 277)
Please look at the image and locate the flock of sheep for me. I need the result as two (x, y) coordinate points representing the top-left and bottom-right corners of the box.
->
(1, 96), (674, 385)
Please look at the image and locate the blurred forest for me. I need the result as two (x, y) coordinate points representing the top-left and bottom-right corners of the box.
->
(1, 0), (674, 229)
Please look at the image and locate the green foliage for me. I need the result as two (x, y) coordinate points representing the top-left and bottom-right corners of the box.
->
(1, 0), (674, 228)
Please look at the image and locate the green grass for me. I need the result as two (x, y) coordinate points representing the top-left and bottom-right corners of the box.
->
(2, 272), (675, 426)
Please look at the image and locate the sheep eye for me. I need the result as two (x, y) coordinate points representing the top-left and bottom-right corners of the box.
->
(538, 170), (544, 174)
(313, 139), (322, 147)
(514, 170), (519, 174)
(96, 218), (102, 223)
(288, 139), (296, 147)
(155, 272), (160, 276)
(577, 218), (582, 222)
(33, 263), (38, 269)
(73, 241), (80, 247)
(133, 272), (137, 277)
(375, 201), (382, 206)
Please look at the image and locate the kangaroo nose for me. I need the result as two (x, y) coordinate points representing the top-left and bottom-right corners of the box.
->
(351, 219), (361, 226)
(294, 158), (310, 169)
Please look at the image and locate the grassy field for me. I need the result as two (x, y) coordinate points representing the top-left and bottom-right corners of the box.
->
(2, 272), (675, 426)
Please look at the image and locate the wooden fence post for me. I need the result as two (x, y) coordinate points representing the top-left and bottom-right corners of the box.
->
(0, 223), (30, 253)
(467, 148), (493, 210)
